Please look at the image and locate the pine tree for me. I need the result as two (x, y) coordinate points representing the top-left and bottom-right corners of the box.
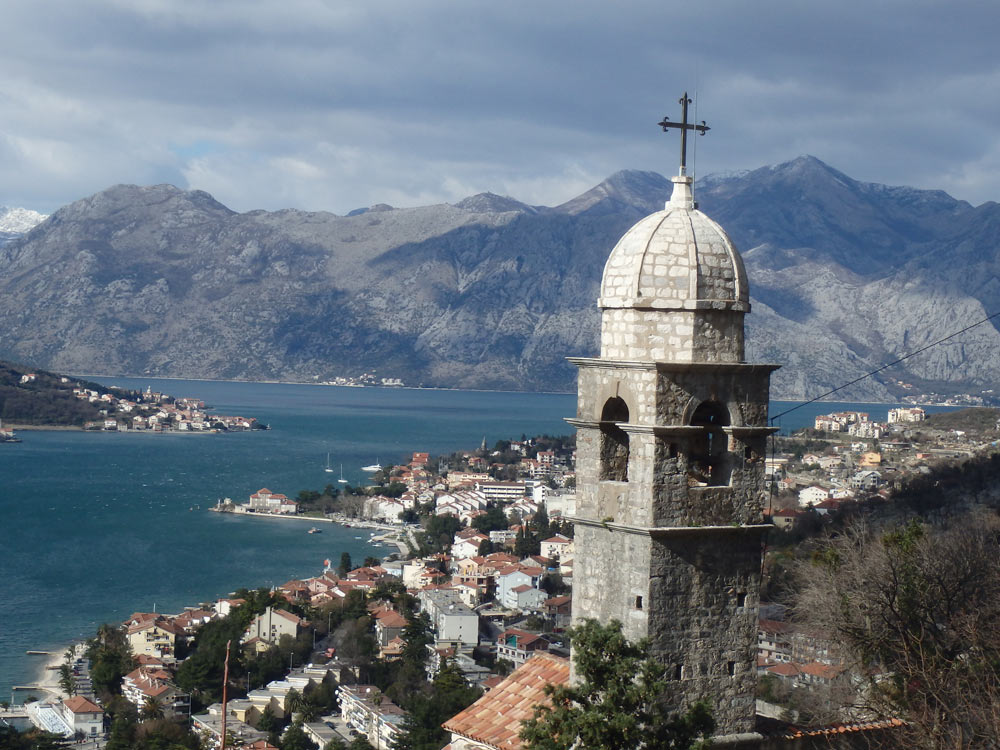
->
(520, 619), (714, 750)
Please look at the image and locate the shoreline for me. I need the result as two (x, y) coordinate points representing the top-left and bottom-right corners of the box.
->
(209, 507), (410, 553)
(19, 649), (68, 704)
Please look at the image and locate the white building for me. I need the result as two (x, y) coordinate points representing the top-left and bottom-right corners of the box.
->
(61, 697), (104, 739)
(419, 589), (479, 647)
(798, 486), (830, 507)
(242, 607), (306, 649)
(888, 407), (926, 423)
(476, 481), (529, 503)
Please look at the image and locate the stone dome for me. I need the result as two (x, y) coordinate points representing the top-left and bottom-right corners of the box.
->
(598, 176), (750, 312)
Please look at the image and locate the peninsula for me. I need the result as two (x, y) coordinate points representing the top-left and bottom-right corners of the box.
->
(0, 360), (265, 432)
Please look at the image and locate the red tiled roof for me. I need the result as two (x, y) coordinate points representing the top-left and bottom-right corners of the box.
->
(760, 716), (906, 740)
(64, 696), (103, 714)
(480, 675), (504, 691)
(759, 618), (793, 635)
(799, 662), (846, 680)
(767, 663), (801, 677)
(443, 653), (569, 749)
(376, 611), (409, 629)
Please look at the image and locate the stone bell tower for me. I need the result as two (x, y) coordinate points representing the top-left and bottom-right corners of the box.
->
(568, 97), (778, 739)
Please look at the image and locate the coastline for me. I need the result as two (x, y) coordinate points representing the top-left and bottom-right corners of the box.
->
(19, 649), (67, 704)
(208, 508), (410, 554)
(5, 424), (83, 431)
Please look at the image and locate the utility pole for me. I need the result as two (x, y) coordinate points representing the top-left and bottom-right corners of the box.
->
(220, 640), (231, 750)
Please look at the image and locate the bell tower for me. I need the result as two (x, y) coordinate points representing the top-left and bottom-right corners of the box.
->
(568, 97), (779, 738)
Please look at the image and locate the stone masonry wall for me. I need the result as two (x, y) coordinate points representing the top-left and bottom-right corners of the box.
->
(600, 308), (744, 363)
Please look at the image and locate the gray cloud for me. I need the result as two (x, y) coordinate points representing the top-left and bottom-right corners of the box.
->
(3, 0), (1000, 213)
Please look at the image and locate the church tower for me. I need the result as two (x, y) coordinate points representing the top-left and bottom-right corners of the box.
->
(568, 97), (778, 739)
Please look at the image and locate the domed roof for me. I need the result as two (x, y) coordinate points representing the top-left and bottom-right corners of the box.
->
(599, 176), (749, 312)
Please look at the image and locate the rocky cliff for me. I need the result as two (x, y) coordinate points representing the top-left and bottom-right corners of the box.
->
(1, 157), (997, 400)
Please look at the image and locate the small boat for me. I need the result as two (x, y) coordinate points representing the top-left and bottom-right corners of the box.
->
(338, 464), (348, 484)
(361, 458), (382, 472)
(308, 527), (322, 534)
(324, 452), (334, 473)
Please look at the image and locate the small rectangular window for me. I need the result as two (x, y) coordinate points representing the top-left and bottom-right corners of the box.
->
(673, 664), (683, 680)
(669, 443), (678, 458)
(634, 595), (643, 610)
(736, 592), (747, 608)
(728, 661), (736, 676)
(744, 447), (753, 460)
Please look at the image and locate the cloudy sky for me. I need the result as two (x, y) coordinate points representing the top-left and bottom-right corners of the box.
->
(4, 0), (1000, 215)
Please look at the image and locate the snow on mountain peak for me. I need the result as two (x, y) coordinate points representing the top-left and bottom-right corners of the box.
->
(0, 206), (48, 234)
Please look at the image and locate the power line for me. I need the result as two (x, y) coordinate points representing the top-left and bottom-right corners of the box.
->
(769, 309), (1000, 425)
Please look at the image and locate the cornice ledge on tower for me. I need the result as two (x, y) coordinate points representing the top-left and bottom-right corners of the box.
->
(566, 356), (655, 370)
(654, 361), (782, 374)
(567, 357), (782, 373)
(722, 425), (781, 437)
(570, 516), (773, 536)
(565, 419), (733, 438)
(707, 731), (765, 748)
(598, 296), (751, 312)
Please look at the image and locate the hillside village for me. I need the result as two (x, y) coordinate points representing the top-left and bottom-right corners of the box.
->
(15, 410), (1000, 748)
(766, 407), (1000, 529)
(2, 365), (263, 433)
(71, 383), (263, 433)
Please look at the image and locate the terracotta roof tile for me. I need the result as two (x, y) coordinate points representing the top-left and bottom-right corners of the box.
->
(443, 653), (569, 749)
(64, 696), (103, 714)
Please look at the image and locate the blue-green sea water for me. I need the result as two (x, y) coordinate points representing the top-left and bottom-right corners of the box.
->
(0, 379), (575, 702)
(0, 379), (956, 701)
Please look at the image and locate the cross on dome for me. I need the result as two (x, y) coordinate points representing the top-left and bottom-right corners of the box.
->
(657, 92), (709, 176)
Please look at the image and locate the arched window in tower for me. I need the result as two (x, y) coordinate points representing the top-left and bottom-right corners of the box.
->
(599, 397), (630, 482)
(688, 399), (731, 486)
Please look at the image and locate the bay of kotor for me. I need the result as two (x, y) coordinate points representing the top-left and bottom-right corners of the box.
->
(0, 379), (576, 701)
(0, 377), (955, 701)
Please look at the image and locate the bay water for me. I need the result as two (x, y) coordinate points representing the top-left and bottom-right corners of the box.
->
(0, 378), (955, 701)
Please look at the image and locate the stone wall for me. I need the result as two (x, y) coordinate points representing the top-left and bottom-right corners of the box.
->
(599, 308), (745, 362)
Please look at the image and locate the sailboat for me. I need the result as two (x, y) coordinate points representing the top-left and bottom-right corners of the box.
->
(324, 452), (334, 473)
(338, 464), (348, 484)
(361, 458), (382, 472)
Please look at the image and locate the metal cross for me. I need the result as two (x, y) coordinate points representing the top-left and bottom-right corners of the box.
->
(657, 92), (709, 175)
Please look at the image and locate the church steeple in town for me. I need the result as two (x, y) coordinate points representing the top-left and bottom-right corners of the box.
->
(568, 96), (779, 740)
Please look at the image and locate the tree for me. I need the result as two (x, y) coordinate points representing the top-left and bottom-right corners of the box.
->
(339, 552), (353, 577)
(520, 619), (714, 750)
(140, 696), (165, 721)
(477, 538), (495, 556)
(796, 515), (1000, 749)
(472, 505), (508, 534)
(281, 721), (318, 750)
(58, 664), (75, 697)
(514, 526), (539, 558)
(391, 658), (480, 750)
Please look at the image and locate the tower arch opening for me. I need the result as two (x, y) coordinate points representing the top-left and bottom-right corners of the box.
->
(688, 399), (731, 486)
(599, 397), (630, 482)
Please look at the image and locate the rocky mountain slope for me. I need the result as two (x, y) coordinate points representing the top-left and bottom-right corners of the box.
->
(1, 157), (997, 400)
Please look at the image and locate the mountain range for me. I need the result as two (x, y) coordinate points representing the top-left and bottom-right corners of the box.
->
(1, 156), (998, 401)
